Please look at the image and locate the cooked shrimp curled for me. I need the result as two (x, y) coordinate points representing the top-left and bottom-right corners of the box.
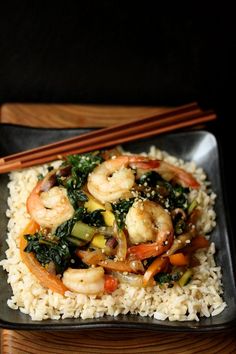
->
(127, 200), (174, 260)
(87, 156), (136, 204)
(27, 180), (74, 229)
(126, 200), (173, 244)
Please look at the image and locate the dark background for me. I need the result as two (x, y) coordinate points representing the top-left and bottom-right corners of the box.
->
(0, 5), (233, 108)
(0, 4), (235, 231)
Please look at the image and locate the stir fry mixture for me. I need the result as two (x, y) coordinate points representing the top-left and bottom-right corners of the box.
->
(21, 150), (210, 296)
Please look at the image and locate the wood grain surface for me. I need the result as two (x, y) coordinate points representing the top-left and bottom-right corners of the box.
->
(1, 329), (236, 354)
(0, 103), (170, 128)
(0, 103), (235, 354)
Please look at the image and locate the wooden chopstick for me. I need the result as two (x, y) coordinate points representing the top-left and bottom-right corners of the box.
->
(0, 106), (213, 173)
(0, 102), (200, 165)
(0, 109), (216, 174)
(3, 108), (203, 165)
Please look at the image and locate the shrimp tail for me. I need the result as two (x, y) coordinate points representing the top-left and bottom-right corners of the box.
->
(132, 159), (200, 189)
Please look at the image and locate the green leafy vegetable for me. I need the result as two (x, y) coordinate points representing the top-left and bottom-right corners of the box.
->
(66, 152), (104, 190)
(55, 218), (75, 239)
(169, 185), (189, 210)
(37, 173), (44, 181)
(55, 207), (105, 241)
(154, 272), (181, 285)
(112, 199), (135, 228)
(57, 152), (104, 208)
(67, 190), (88, 209)
(137, 171), (189, 212)
(83, 209), (105, 227)
(139, 171), (163, 187)
(24, 232), (71, 274)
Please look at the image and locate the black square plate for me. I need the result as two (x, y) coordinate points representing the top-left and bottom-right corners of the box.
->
(0, 125), (235, 331)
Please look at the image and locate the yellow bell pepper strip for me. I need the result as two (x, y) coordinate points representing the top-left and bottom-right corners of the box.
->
(84, 194), (115, 226)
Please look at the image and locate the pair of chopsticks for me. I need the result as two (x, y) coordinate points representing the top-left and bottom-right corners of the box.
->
(0, 102), (216, 174)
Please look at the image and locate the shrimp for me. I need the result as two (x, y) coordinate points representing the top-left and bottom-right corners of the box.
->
(88, 154), (199, 205)
(27, 180), (74, 229)
(62, 267), (105, 295)
(131, 159), (200, 189)
(126, 200), (174, 260)
(87, 156), (137, 203)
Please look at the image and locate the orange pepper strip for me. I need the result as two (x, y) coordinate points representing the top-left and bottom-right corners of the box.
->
(128, 234), (174, 261)
(143, 257), (169, 287)
(20, 219), (68, 295)
(183, 235), (210, 254)
(98, 259), (134, 273)
(76, 249), (106, 265)
(191, 235), (209, 249)
(169, 252), (190, 266)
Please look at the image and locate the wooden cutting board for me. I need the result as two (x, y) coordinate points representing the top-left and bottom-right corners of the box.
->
(0, 103), (235, 354)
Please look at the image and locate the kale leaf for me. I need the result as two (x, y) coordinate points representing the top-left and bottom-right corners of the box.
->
(82, 209), (105, 227)
(137, 171), (189, 211)
(55, 206), (105, 240)
(169, 185), (189, 210)
(66, 152), (104, 190)
(139, 171), (163, 187)
(112, 199), (135, 228)
(24, 232), (71, 274)
(58, 152), (104, 208)
(154, 272), (181, 285)
(67, 190), (88, 209)
(55, 218), (76, 239)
